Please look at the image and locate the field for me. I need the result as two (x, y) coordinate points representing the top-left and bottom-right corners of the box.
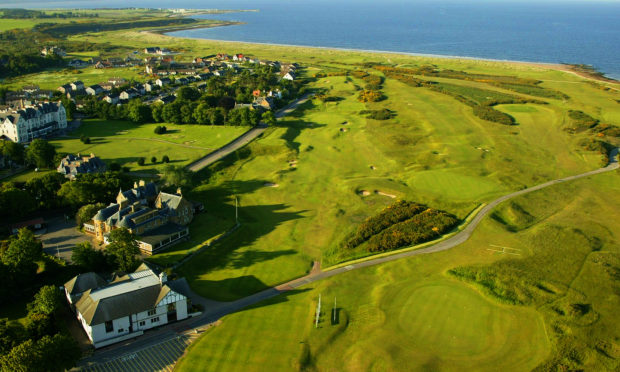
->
(49, 119), (247, 173)
(175, 67), (610, 301)
(2, 16), (619, 370)
(176, 171), (620, 371)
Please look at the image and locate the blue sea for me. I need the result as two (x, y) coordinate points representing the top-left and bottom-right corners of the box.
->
(4, 0), (620, 79)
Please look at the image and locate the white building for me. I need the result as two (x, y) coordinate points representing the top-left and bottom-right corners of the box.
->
(65, 263), (190, 348)
(0, 102), (67, 143)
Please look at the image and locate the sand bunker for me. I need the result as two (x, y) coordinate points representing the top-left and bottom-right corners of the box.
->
(375, 191), (396, 198)
(264, 182), (279, 188)
(358, 190), (371, 196)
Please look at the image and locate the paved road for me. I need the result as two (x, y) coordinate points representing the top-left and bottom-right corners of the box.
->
(186, 94), (312, 172)
(40, 216), (89, 262)
(78, 149), (618, 370)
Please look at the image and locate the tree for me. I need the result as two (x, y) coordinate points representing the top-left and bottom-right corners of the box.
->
(1, 228), (42, 281)
(106, 228), (140, 272)
(151, 156), (157, 164)
(109, 162), (121, 171)
(0, 140), (25, 165)
(161, 165), (192, 187)
(217, 96), (236, 111)
(25, 139), (56, 169)
(262, 111), (276, 126)
(208, 107), (226, 125)
(162, 155), (170, 163)
(24, 312), (56, 340)
(24, 172), (66, 210)
(151, 102), (164, 122)
(0, 320), (24, 355)
(57, 172), (132, 209)
(75, 203), (104, 228)
(28, 285), (62, 317)
(72, 242), (109, 272)
(0, 186), (35, 220)
(0, 334), (81, 372)
(177, 86), (200, 101)
(137, 157), (145, 166)
(127, 100), (152, 123)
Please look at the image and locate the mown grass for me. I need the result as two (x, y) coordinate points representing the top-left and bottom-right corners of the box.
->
(49, 119), (246, 173)
(172, 66), (609, 300)
(176, 170), (620, 372)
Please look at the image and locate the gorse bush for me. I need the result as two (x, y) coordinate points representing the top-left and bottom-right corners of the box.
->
(345, 200), (459, 253)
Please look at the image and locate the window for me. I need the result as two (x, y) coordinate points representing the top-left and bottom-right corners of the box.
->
(117, 328), (124, 333)
(105, 321), (113, 333)
(147, 309), (156, 316)
(139, 321), (146, 326)
(150, 317), (159, 323)
(167, 303), (176, 312)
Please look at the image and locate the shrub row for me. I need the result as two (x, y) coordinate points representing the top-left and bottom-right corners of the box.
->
(358, 89), (385, 102)
(366, 209), (459, 252)
(359, 108), (395, 120)
(346, 201), (428, 249)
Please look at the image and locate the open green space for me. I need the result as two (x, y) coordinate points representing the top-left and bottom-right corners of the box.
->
(3, 66), (144, 91)
(177, 170), (620, 372)
(175, 68), (609, 301)
(49, 119), (247, 173)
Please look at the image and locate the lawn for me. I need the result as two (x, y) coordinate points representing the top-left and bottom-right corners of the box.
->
(175, 69), (607, 301)
(176, 170), (620, 372)
(49, 119), (247, 173)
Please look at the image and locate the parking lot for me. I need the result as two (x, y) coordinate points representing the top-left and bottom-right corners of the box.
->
(40, 216), (90, 262)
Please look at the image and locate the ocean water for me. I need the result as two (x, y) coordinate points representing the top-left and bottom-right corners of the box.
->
(5, 0), (620, 79)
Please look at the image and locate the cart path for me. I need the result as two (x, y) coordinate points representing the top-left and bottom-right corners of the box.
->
(186, 93), (312, 172)
(78, 148), (618, 370)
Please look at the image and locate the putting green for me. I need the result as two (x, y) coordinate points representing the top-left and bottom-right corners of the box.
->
(392, 282), (550, 369)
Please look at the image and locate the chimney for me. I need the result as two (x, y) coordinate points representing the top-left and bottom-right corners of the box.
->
(133, 182), (138, 189)
(176, 187), (182, 196)
(159, 272), (167, 284)
(139, 180), (146, 187)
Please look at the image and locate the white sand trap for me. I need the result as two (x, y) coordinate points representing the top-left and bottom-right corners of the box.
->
(376, 191), (396, 198)
(359, 190), (371, 196)
(370, 165), (376, 170)
(340, 128), (348, 132)
(264, 182), (279, 188)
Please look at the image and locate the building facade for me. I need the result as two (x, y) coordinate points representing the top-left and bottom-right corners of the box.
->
(0, 102), (67, 143)
(86, 181), (195, 254)
(57, 153), (107, 180)
(65, 264), (190, 348)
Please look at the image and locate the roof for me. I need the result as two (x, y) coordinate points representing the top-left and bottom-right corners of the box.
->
(138, 223), (187, 246)
(64, 272), (107, 295)
(74, 267), (186, 325)
(10, 217), (45, 230)
(157, 192), (183, 210)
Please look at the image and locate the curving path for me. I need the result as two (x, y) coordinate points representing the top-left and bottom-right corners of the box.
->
(79, 149), (618, 369)
(186, 93), (313, 172)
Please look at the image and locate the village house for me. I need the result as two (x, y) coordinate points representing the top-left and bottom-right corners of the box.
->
(103, 94), (119, 104)
(144, 81), (157, 92)
(108, 77), (127, 87)
(57, 84), (72, 94)
(156, 77), (171, 87)
(70, 81), (85, 91)
(282, 71), (296, 81)
(86, 181), (194, 254)
(156, 95), (175, 105)
(254, 96), (275, 110)
(85, 85), (104, 96)
(120, 88), (140, 100)
(65, 263), (190, 348)
(41, 46), (66, 57)
(144, 47), (161, 54)
(233, 53), (244, 61)
(57, 153), (107, 180)
(0, 102), (67, 143)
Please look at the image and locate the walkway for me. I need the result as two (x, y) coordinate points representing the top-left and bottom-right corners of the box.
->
(78, 149), (618, 370)
(186, 94), (312, 172)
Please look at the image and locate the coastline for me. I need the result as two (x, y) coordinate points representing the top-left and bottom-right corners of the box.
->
(144, 25), (618, 85)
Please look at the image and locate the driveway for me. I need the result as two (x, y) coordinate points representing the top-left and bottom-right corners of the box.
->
(39, 216), (89, 262)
